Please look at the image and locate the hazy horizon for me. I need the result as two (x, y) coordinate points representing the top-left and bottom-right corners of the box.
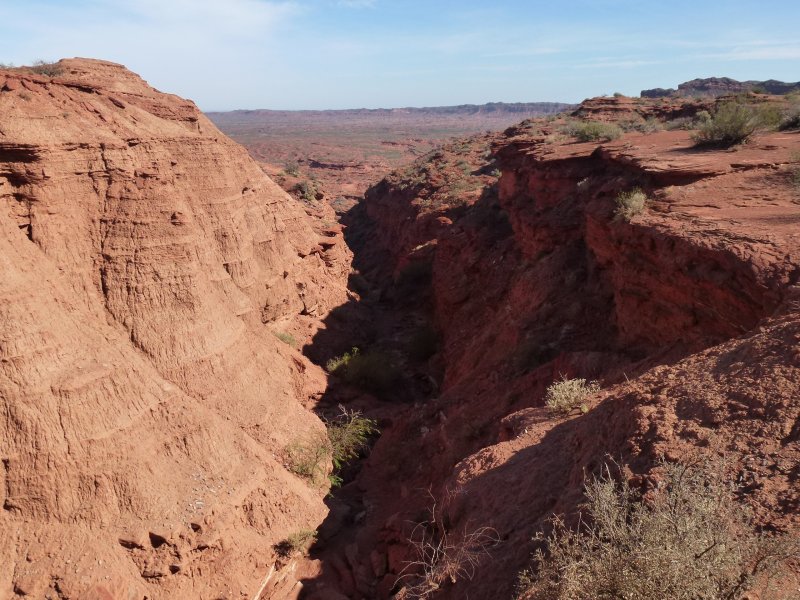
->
(1, 0), (799, 112)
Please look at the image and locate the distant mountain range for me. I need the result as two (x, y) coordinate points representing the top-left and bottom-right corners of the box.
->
(207, 102), (574, 120)
(641, 77), (800, 98)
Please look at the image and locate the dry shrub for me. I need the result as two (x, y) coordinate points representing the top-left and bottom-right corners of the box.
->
(563, 120), (623, 143)
(397, 490), (500, 599)
(517, 461), (799, 600)
(545, 377), (600, 414)
(693, 101), (759, 147)
(614, 188), (648, 221)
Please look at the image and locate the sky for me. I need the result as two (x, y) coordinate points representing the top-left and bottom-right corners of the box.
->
(1, 0), (799, 111)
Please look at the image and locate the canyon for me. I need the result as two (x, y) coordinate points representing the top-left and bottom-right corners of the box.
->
(0, 59), (799, 600)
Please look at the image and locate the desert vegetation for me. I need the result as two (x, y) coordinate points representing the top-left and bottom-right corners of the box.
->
(562, 120), (622, 142)
(286, 407), (378, 487)
(273, 331), (298, 347)
(544, 377), (600, 415)
(692, 98), (785, 147)
(516, 460), (799, 600)
(397, 491), (500, 599)
(614, 188), (649, 221)
(274, 529), (318, 558)
(326, 346), (402, 394)
(0, 59), (64, 77)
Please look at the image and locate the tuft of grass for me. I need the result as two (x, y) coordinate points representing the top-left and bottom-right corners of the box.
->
(563, 120), (623, 143)
(274, 529), (317, 558)
(614, 188), (648, 221)
(326, 347), (360, 373)
(274, 331), (298, 348)
(516, 460), (800, 600)
(544, 377), (599, 415)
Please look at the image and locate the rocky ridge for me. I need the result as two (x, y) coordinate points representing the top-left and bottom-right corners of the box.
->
(295, 94), (800, 599)
(641, 76), (800, 98)
(0, 59), (350, 599)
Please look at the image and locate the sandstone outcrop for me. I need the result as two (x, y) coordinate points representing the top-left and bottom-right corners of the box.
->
(641, 76), (800, 98)
(305, 102), (800, 598)
(0, 59), (349, 599)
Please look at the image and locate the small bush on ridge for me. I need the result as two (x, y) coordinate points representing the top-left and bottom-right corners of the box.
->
(545, 377), (599, 414)
(614, 188), (648, 221)
(693, 101), (758, 147)
(563, 121), (623, 143)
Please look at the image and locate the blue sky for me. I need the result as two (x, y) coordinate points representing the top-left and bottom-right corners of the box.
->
(1, 0), (798, 111)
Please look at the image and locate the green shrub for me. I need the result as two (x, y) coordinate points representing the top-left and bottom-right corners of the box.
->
(756, 104), (783, 130)
(619, 117), (662, 134)
(517, 460), (799, 600)
(326, 347), (359, 373)
(285, 407), (378, 487)
(545, 377), (599, 415)
(693, 101), (759, 147)
(665, 116), (695, 131)
(285, 437), (330, 483)
(614, 188), (648, 221)
(564, 121), (623, 143)
(780, 103), (800, 130)
(327, 407), (378, 472)
(294, 180), (320, 202)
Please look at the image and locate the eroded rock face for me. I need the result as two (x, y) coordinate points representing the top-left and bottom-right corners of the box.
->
(327, 106), (800, 599)
(0, 59), (349, 598)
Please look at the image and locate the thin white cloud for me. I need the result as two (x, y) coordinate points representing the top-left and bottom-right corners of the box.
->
(336, 0), (375, 7)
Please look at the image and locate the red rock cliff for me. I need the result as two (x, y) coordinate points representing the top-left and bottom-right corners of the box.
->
(337, 108), (800, 599)
(0, 59), (348, 598)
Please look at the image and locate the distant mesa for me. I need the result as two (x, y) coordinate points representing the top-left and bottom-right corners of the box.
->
(641, 77), (800, 98)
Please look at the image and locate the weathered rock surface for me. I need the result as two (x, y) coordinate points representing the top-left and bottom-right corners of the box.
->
(0, 59), (349, 599)
(307, 104), (800, 598)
